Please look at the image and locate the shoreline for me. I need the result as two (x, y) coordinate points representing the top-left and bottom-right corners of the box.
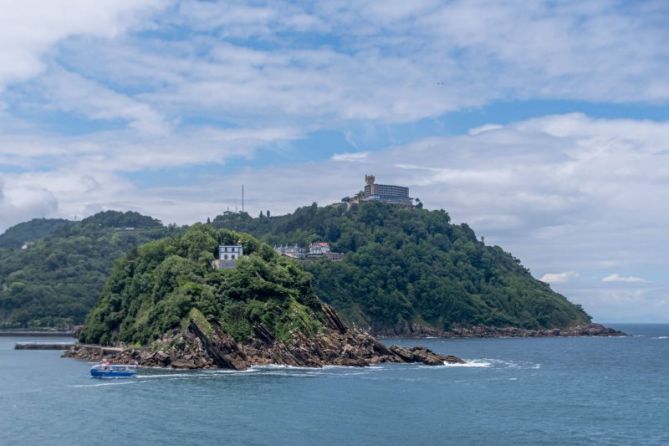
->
(63, 307), (467, 371)
(5, 323), (623, 341)
(0, 331), (75, 337)
(370, 323), (625, 339)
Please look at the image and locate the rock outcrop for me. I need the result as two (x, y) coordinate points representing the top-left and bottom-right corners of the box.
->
(372, 322), (624, 338)
(64, 304), (465, 369)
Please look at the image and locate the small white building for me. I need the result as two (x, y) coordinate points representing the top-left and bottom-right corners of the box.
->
(309, 242), (331, 255)
(274, 244), (307, 259)
(213, 244), (244, 269)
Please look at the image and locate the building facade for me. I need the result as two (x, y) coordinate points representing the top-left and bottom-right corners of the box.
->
(361, 174), (413, 206)
(212, 244), (244, 269)
(274, 244), (307, 259)
(309, 242), (331, 255)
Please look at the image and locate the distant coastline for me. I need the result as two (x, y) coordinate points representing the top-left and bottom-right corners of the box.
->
(2, 324), (623, 340)
(0, 331), (75, 337)
(372, 323), (624, 339)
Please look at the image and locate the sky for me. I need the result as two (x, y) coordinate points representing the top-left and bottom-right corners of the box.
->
(0, 0), (668, 322)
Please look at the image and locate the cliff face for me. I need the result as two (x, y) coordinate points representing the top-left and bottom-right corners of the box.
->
(70, 225), (463, 369)
(66, 304), (464, 369)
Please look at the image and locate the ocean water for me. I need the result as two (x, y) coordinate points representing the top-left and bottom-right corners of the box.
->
(1, 324), (668, 445)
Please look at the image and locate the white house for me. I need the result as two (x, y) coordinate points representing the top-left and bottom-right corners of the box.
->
(213, 244), (244, 269)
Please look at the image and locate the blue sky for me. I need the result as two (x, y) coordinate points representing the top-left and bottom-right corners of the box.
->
(0, 0), (668, 322)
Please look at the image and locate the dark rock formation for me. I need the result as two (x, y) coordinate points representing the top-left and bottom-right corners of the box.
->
(372, 322), (625, 338)
(64, 304), (465, 369)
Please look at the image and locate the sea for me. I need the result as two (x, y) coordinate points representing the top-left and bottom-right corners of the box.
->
(1, 324), (668, 445)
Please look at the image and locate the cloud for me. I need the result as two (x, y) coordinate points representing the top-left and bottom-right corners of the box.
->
(2, 0), (665, 133)
(541, 271), (579, 284)
(468, 124), (503, 135)
(0, 179), (59, 230)
(602, 274), (647, 283)
(560, 286), (669, 323)
(0, 0), (164, 92)
(36, 68), (169, 134)
(332, 152), (369, 162)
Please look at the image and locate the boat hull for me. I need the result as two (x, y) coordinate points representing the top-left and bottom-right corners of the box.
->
(90, 367), (137, 379)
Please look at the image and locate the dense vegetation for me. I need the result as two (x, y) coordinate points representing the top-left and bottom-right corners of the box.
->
(79, 225), (323, 346)
(0, 218), (71, 249)
(1, 202), (591, 333)
(0, 211), (176, 329)
(213, 202), (591, 332)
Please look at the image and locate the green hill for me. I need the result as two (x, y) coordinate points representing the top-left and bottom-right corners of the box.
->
(212, 202), (591, 333)
(0, 211), (178, 329)
(1, 203), (592, 334)
(79, 225), (323, 346)
(0, 218), (71, 249)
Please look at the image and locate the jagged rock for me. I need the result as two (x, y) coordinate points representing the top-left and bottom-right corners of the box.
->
(171, 359), (198, 369)
(189, 320), (248, 370)
(65, 306), (465, 370)
(322, 303), (347, 334)
(253, 323), (274, 344)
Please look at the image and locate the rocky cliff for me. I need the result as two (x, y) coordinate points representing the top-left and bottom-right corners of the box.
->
(65, 304), (464, 369)
(68, 226), (464, 369)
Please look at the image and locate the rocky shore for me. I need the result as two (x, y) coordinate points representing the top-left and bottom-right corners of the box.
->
(64, 304), (464, 369)
(372, 322), (625, 338)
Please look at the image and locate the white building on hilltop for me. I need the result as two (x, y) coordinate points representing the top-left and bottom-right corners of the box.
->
(212, 244), (244, 269)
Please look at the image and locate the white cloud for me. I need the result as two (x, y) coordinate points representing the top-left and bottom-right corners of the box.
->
(3, 0), (664, 131)
(332, 152), (369, 162)
(0, 0), (164, 91)
(602, 274), (647, 283)
(560, 286), (669, 323)
(468, 124), (503, 135)
(37, 68), (168, 134)
(0, 179), (58, 230)
(541, 271), (579, 284)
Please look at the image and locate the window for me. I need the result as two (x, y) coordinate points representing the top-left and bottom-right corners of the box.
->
(224, 254), (228, 260)
(231, 255), (235, 259)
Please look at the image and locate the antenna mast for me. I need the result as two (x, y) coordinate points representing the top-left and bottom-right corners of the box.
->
(242, 184), (245, 213)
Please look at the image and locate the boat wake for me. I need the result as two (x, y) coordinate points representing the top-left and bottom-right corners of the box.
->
(418, 358), (541, 369)
(71, 381), (136, 388)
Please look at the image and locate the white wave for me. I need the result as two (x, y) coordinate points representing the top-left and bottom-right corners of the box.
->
(71, 381), (136, 388)
(653, 336), (668, 340)
(442, 359), (492, 368)
(422, 358), (542, 369)
(252, 364), (320, 371)
(137, 373), (195, 379)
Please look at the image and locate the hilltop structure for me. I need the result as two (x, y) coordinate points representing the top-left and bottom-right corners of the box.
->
(345, 175), (414, 206)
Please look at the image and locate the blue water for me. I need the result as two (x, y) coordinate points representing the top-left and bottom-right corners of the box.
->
(1, 325), (668, 445)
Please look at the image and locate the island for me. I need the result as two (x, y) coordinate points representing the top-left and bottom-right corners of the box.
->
(2, 191), (621, 339)
(65, 226), (464, 369)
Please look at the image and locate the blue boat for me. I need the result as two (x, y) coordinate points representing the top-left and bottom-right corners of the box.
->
(90, 361), (137, 378)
